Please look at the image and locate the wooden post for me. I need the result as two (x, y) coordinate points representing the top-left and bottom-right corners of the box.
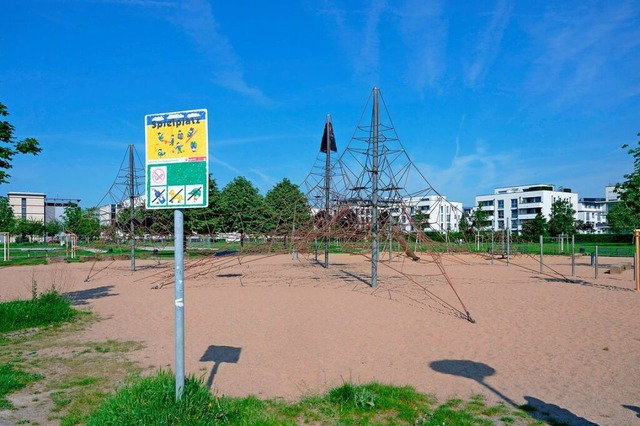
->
(635, 230), (640, 291)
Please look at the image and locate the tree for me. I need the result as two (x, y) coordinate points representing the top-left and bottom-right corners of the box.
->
(218, 177), (264, 234)
(411, 210), (430, 232)
(458, 214), (470, 234)
(547, 198), (577, 236)
(45, 219), (63, 238)
(63, 204), (101, 240)
(0, 102), (41, 184)
(521, 212), (548, 239)
(610, 134), (640, 232)
(470, 204), (490, 234)
(263, 178), (312, 237)
(14, 218), (43, 242)
(185, 176), (222, 235)
(607, 203), (638, 234)
(0, 197), (15, 232)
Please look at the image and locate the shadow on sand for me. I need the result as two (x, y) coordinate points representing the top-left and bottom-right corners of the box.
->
(534, 276), (634, 292)
(64, 285), (117, 306)
(200, 345), (242, 389)
(430, 359), (597, 425)
(622, 404), (640, 419)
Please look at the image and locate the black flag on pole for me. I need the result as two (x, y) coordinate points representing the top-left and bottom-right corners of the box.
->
(320, 122), (337, 153)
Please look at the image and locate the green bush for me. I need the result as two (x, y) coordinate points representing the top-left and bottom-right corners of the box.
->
(0, 290), (76, 333)
(574, 234), (633, 243)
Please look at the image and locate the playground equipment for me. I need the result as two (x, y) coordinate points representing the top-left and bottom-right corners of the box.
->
(65, 232), (78, 259)
(0, 232), (9, 261)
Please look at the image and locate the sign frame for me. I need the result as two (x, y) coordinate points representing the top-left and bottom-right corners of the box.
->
(145, 108), (209, 209)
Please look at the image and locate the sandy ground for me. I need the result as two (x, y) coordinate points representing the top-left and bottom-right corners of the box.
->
(1, 251), (639, 425)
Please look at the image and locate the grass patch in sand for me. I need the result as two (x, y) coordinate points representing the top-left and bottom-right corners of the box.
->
(0, 296), (143, 426)
(0, 363), (43, 410)
(87, 371), (542, 425)
(0, 290), (76, 334)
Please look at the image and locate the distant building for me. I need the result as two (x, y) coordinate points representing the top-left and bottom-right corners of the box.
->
(312, 194), (463, 234)
(605, 185), (619, 202)
(397, 195), (463, 232)
(576, 198), (608, 233)
(7, 192), (46, 222)
(576, 185), (620, 234)
(97, 195), (145, 227)
(7, 192), (80, 223)
(475, 184), (578, 232)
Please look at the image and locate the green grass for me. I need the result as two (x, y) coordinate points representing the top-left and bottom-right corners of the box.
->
(0, 291), (77, 334)
(0, 363), (43, 409)
(86, 371), (540, 425)
(0, 311), (142, 425)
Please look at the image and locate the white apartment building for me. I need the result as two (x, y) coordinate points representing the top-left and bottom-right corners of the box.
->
(475, 184), (578, 232)
(317, 194), (463, 233)
(575, 185), (619, 234)
(397, 195), (463, 232)
(576, 198), (608, 233)
(605, 185), (619, 202)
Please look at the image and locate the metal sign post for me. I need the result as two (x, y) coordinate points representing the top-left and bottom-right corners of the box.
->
(174, 209), (185, 399)
(145, 109), (209, 400)
(635, 230), (640, 291)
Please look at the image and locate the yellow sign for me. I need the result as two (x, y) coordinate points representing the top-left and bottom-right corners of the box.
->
(145, 110), (208, 162)
(145, 109), (209, 209)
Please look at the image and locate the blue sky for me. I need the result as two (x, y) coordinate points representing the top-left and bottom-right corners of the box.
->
(1, 0), (639, 207)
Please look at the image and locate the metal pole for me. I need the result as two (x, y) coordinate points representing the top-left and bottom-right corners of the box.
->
(491, 229), (494, 265)
(174, 209), (185, 400)
(539, 235), (544, 274)
(571, 234), (575, 277)
(635, 230), (640, 291)
(129, 144), (136, 271)
(388, 226), (392, 264)
(506, 227), (510, 266)
(324, 115), (331, 269)
(595, 245), (599, 279)
(371, 88), (380, 288)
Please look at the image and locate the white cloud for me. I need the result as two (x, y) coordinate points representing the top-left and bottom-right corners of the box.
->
(464, 0), (511, 87)
(395, 0), (447, 91)
(525, 1), (640, 107)
(151, 116), (164, 122)
(249, 168), (274, 187)
(415, 138), (528, 205)
(210, 156), (242, 176)
(151, 0), (274, 106)
(319, 0), (385, 84)
(166, 113), (184, 120)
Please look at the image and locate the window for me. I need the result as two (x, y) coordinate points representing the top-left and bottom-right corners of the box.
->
(511, 209), (518, 218)
(511, 199), (518, 208)
(21, 198), (26, 219)
(498, 200), (504, 208)
(498, 210), (504, 219)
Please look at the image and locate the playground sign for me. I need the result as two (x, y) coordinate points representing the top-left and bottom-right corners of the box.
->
(145, 109), (209, 209)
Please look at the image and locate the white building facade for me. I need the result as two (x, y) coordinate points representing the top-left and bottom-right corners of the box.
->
(475, 184), (578, 232)
(575, 185), (619, 234)
(576, 198), (608, 233)
(398, 195), (463, 233)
